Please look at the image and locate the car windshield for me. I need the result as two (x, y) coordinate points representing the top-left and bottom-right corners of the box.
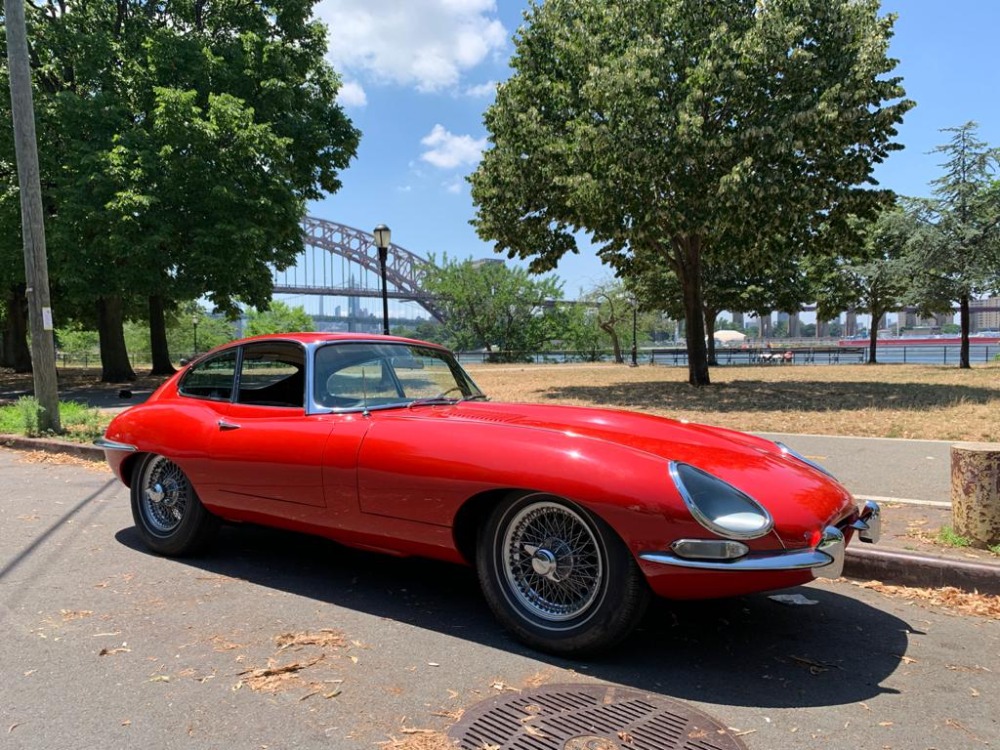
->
(313, 342), (485, 411)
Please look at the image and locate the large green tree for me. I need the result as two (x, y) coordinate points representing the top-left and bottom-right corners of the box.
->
(243, 301), (314, 337)
(470, 0), (911, 385)
(0, 0), (359, 381)
(421, 256), (564, 359)
(813, 205), (916, 363)
(908, 123), (1000, 369)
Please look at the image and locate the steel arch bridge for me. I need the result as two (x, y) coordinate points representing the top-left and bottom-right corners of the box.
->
(272, 216), (446, 321)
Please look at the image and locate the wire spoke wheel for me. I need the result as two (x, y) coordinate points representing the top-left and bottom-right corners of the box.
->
(479, 492), (649, 654)
(502, 501), (604, 622)
(130, 453), (218, 556)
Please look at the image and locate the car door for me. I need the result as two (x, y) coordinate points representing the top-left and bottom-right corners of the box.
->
(207, 341), (333, 513)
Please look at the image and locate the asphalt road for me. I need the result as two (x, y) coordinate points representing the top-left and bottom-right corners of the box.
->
(758, 433), (953, 506)
(2, 449), (997, 750)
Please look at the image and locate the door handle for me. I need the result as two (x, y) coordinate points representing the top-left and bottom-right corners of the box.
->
(218, 420), (241, 431)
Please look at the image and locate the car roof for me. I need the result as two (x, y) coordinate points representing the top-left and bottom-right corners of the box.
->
(223, 332), (446, 349)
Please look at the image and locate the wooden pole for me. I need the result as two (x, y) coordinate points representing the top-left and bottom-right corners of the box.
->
(5, 0), (61, 432)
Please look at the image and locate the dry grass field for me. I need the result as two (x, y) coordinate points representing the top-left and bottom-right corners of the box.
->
(465, 362), (1000, 443)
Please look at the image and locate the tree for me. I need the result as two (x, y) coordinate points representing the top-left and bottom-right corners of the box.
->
(244, 301), (315, 337)
(813, 205), (916, 363)
(908, 123), (1000, 368)
(471, 0), (911, 386)
(0, 0), (359, 381)
(421, 257), (564, 359)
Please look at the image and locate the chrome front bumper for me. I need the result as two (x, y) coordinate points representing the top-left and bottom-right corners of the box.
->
(639, 501), (882, 579)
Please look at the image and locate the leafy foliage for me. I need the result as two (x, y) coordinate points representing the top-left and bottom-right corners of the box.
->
(471, 0), (912, 385)
(0, 0), (359, 378)
(244, 301), (315, 337)
(420, 257), (564, 358)
(813, 204), (917, 363)
(907, 123), (1000, 368)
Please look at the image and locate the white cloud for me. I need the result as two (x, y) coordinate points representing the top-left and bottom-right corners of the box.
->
(443, 176), (466, 194)
(464, 80), (497, 98)
(420, 124), (486, 169)
(317, 0), (507, 92)
(336, 80), (368, 107)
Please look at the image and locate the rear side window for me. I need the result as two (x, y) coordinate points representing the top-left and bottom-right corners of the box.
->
(179, 351), (238, 401)
(236, 342), (305, 408)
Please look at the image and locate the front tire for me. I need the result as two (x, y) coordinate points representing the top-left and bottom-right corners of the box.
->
(477, 492), (649, 655)
(131, 454), (218, 556)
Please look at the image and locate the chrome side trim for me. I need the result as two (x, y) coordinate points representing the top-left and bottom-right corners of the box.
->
(851, 500), (882, 544)
(640, 526), (845, 576)
(93, 438), (137, 453)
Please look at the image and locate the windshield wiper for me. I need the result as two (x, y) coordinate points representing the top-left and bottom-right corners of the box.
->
(407, 393), (488, 408)
(406, 397), (459, 408)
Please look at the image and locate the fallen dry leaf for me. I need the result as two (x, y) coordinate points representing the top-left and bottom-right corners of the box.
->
(377, 730), (459, 750)
(275, 629), (345, 651)
(851, 580), (1000, 619)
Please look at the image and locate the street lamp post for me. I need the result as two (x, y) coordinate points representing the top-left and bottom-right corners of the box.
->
(192, 316), (199, 355)
(373, 224), (391, 335)
(630, 296), (639, 367)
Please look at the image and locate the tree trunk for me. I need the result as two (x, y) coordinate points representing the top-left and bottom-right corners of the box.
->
(705, 306), (718, 366)
(599, 321), (623, 363)
(148, 295), (176, 376)
(959, 293), (971, 369)
(675, 236), (710, 386)
(867, 304), (881, 364)
(951, 442), (1000, 548)
(2, 284), (32, 372)
(97, 296), (136, 382)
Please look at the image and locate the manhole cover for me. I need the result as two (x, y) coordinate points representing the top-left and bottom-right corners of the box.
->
(449, 683), (747, 750)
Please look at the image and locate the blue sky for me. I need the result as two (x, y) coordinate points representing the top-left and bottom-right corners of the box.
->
(302, 0), (999, 319)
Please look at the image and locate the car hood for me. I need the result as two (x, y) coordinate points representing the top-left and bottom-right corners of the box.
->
(448, 400), (782, 462)
(438, 401), (856, 546)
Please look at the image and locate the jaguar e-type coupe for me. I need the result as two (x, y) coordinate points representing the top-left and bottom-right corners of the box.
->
(98, 333), (880, 654)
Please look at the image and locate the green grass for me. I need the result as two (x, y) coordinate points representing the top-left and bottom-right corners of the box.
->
(933, 527), (1000, 556)
(936, 526), (973, 549)
(0, 397), (109, 442)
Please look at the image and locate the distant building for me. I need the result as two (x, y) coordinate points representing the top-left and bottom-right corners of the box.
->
(971, 297), (1000, 332)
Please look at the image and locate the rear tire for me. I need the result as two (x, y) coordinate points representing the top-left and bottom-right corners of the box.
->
(131, 454), (218, 556)
(477, 492), (649, 655)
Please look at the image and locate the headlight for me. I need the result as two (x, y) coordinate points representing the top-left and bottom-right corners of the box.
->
(776, 442), (837, 479)
(669, 462), (774, 539)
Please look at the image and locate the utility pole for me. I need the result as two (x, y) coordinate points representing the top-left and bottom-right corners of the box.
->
(5, 0), (61, 432)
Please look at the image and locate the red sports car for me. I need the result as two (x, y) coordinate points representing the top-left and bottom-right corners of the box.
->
(98, 333), (880, 654)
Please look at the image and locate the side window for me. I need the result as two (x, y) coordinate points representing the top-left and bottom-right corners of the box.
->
(236, 342), (305, 408)
(179, 352), (238, 401)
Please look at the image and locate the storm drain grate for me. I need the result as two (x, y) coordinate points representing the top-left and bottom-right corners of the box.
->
(449, 684), (747, 750)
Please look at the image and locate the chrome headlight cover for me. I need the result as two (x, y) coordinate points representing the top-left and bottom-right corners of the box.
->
(776, 442), (837, 479)
(668, 461), (774, 540)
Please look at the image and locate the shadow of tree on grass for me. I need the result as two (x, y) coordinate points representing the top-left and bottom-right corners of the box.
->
(541, 379), (1000, 415)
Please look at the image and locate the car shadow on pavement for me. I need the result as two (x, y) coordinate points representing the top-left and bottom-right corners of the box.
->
(115, 522), (912, 710)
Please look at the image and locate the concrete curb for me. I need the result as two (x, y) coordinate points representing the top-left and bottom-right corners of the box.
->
(4, 434), (1000, 596)
(1, 434), (104, 461)
(844, 546), (1000, 596)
